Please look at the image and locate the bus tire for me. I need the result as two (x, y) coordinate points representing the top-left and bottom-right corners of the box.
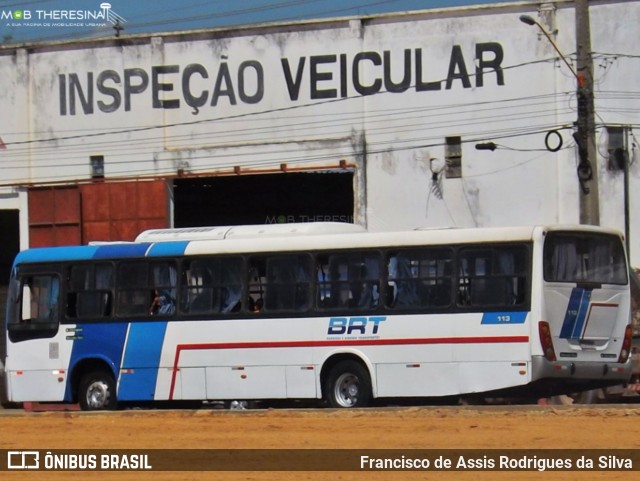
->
(78, 369), (117, 411)
(324, 360), (371, 408)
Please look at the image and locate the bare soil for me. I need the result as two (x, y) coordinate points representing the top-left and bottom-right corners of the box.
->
(2, 405), (640, 481)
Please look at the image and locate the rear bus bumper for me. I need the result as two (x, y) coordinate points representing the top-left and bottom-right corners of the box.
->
(531, 355), (633, 383)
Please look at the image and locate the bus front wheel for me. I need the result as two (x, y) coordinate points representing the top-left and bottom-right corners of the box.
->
(78, 370), (117, 411)
(324, 360), (371, 408)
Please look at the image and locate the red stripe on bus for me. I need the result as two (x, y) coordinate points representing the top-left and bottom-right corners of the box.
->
(167, 335), (529, 400)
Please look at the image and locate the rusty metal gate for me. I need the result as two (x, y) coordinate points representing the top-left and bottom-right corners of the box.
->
(28, 180), (169, 247)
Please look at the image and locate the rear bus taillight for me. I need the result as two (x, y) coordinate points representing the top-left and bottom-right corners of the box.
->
(539, 321), (556, 362)
(618, 324), (633, 363)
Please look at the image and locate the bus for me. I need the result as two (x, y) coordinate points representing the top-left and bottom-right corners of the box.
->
(0, 222), (634, 410)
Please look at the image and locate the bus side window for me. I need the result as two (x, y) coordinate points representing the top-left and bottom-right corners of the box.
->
(388, 249), (452, 310)
(248, 259), (266, 313)
(116, 262), (150, 317)
(20, 282), (32, 321)
(387, 254), (420, 308)
(318, 253), (380, 311)
(457, 258), (471, 306)
(181, 257), (242, 315)
(459, 250), (503, 307)
(458, 246), (527, 308)
(220, 258), (243, 313)
(66, 263), (114, 319)
(351, 255), (380, 309)
(149, 262), (177, 316)
(265, 255), (311, 312)
(21, 275), (60, 323)
(181, 260), (214, 314)
(316, 256), (332, 308)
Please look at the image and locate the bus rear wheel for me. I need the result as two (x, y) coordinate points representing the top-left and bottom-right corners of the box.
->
(324, 360), (371, 408)
(78, 370), (117, 411)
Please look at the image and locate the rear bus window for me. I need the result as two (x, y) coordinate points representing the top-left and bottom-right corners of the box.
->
(544, 233), (627, 285)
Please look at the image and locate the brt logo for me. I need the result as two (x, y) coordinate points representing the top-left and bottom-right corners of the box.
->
(327, 316), (386, 335)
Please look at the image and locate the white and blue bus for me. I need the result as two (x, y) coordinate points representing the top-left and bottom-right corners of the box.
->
(0, 223), (633, 410)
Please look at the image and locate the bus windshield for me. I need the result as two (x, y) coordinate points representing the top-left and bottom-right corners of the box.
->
(543, 232), (628, 285)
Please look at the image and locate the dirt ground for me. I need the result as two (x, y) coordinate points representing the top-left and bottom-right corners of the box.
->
(2, 405), (640, 481)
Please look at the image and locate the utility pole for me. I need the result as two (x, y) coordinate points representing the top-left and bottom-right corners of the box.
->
(520, 3), (600, 225)
(574, 0), (600, 225)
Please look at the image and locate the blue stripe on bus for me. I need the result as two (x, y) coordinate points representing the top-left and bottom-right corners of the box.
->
(14, 243), (155, 265)
(14, 245), (98, 264)
(93, 243), (152, 259)
(559, 288), (582, 339)
(481, 312), (527, 324)
(571, 288), (591, 339)
(64, 322), (129, 402)
(147, 241), (189, 257)
(560, 287), (592, 340)
(118, 321), (168, 401)
(16, 242), (185, 265)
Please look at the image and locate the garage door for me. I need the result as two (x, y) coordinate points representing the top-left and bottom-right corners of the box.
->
(28, 180), (168, 247)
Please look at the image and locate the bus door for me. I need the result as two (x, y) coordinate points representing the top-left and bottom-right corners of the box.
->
(542, 232), (630, 361)
(5, 264), (70, 402)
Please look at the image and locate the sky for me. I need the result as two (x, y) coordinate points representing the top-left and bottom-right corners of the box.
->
(0, 0), (502, 45)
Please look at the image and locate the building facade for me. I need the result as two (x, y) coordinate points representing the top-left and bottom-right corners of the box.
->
(0, 0), (638, 282)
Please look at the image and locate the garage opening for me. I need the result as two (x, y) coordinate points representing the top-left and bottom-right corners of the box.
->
(0, 209), (19, 323)
(173, 172), (354, 227)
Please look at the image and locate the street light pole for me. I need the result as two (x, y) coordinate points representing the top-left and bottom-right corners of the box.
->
(518, 14), (578, 78)
(520, 5), (600, 225)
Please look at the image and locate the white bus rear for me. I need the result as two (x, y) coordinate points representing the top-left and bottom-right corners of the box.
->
(531, 227), (633, 395)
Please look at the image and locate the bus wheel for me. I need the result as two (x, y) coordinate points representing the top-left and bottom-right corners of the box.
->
(324, 361), (371, 408)
(78, 370), (117, 411)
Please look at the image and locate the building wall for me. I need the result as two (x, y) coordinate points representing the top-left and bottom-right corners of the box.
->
(0, 0), (638, 264)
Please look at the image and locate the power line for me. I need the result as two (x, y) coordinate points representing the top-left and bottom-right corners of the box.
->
(0, 42), (637, 184)
(0, 56), (572, 147)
